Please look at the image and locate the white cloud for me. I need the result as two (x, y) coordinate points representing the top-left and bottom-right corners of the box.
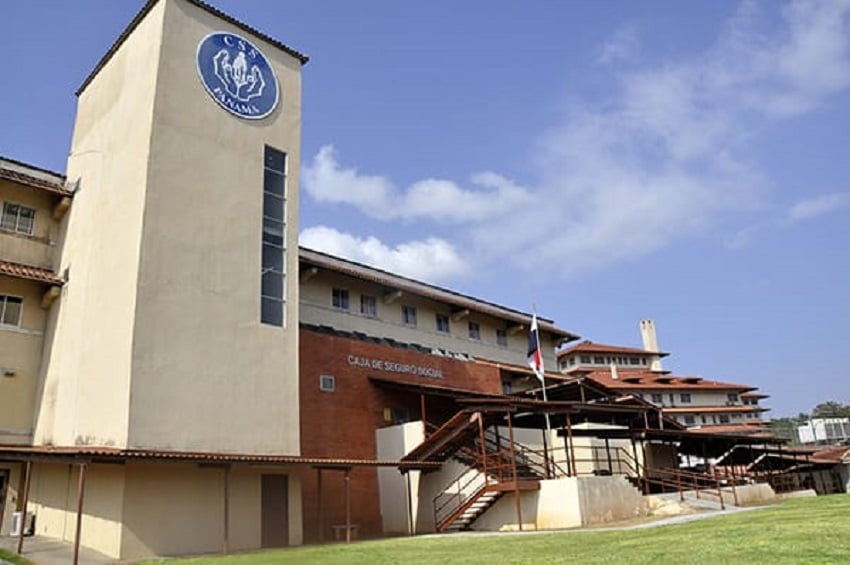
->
(300, 226), (469, 283)
(786, 193), (849, 223)
(302, 0), (850, 281)
(303, 146), (533, 223)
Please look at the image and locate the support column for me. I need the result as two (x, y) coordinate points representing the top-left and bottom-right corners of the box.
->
(317, 469), (324, 543)
(223, 465), (231, 554)
(566, 415), (577, 477)
(506, 412), (523, 532)
(562, 424), (571, 476)
(604, 438), (613, 474)
(344, 469), (352, 543)
(73, 462), (88, 565)
(16, 460), (32, 555)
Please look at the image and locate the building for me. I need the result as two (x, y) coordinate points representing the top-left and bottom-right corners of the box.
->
(1, 0), (781, 561)
(556, 321), (771, 436)
(797, 418), (850, 445)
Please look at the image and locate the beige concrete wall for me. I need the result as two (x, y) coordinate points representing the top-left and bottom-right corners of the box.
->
(33, 0), (167, 448)
(26, 462), (125, 558)
(0, 181), (58, 268)
(0, 277), (49, 444)
(376, 421), (424, 534)
(575, 475), (647, 525)
(301, 276), (560, 369)
(120, 462), (302, 560)
(472, 476), (645, 532)
(124, 0), (302, 454)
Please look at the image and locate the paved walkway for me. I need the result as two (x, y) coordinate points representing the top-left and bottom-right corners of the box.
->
(0, 535), (113, 565)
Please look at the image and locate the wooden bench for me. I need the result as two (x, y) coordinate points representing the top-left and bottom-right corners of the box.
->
(331, 524), (359, 541)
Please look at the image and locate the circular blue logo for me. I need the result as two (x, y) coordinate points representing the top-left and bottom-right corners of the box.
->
(196, 32), (279, 120)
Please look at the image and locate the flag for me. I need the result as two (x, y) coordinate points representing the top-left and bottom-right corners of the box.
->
(527, 314), (545, 384)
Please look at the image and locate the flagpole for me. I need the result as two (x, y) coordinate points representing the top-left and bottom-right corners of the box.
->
(532, 305), (553, 460)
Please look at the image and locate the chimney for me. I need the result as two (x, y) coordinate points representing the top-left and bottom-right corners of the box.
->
(640, 319), (664, 372)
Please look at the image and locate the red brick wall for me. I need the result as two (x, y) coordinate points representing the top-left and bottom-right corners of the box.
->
(298, 328), (503, 541)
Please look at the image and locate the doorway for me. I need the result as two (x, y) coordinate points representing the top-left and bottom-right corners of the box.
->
(0, 469), (8, 534)
(261, 474), (289, 548)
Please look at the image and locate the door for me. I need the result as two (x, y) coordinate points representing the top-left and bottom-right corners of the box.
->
(261, 474), (289, 548)
(0, 469), (8, 534)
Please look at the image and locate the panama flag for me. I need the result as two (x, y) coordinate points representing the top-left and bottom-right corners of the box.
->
(527, 314), (545, 384)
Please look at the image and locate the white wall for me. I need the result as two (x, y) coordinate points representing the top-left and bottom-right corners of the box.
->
(375, 421), (424, 534)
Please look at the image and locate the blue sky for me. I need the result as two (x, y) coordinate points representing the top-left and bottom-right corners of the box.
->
(2, 1), (849, 418)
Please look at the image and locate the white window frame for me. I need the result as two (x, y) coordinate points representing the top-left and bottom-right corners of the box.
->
(360, 295), (377, 317)
(402, 305), (417, 327)
(436, 313), (450, 334)
(320, 374), (335, 392)
(468, 322), (481, 341)
(1, 202), (36, 236)
(0, 294), (23, 327)
(332, 288), (350, 311)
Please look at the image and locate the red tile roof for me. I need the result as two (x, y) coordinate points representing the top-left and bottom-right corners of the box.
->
(583, 369), (757, 392)
(557, 340), (668, 358)
(0, 260), (64, 285)
(0, 166), (72, 197)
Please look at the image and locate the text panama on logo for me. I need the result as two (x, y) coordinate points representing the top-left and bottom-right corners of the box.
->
(196, 32), (279, 119)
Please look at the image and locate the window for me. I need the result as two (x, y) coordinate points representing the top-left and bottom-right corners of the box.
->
(684, 415), (696, 425)
(1, 203), (35, 235)
(402, 305), (417, 327)
(718, 414), (731, 424)
(593, 356), (605, 364)
(580, 355), (591, 364)
(319, 375), (335, 392)
(436, 313), (450, 333)
(629, 357), (640, 365)
(680, 393), (692, 403)
(650, 393), (663, 404)
(332, 288), (349, 310)
(727, 393), (739, 403)
(0, 295), (23, 327)
(468, 322), (481, 341)
(360, 295), (377, 317)
(260, 147), (287, 326)
(496, 329), (508, 347)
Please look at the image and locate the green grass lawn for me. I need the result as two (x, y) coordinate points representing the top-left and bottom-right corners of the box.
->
(143, 494), (849, 565)
(0, 548), (32, 565)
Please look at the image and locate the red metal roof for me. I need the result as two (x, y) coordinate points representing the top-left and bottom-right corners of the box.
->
(557, 340), (669, 358)
(0, 444), (438, 469)
(0, 260), (64, 285)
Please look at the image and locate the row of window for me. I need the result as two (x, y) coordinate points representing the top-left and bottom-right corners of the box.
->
(1, 202), (36, 236)
(330, 287), (510, 346)
(642, 392), (744, 406)
(682, 414), (735, 426)
(560, 355), (648, 369)
(0, 295), (23, 327)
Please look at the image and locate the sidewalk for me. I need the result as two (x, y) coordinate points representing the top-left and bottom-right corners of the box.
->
(0, 535), (113, 565)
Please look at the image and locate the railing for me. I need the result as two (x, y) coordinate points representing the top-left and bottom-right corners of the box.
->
(432, 466), (492, 529)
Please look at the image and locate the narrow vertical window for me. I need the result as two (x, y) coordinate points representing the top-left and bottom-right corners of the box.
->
(436, 313), (450, 334)
(496, 329), (508, 347)
(261, 146), (286, 326)
(360, 295), (377, 317)
(402, 305), (417, 327)
(0, 295), (23, 327)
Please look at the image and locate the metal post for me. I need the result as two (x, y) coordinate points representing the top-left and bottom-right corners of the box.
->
(317, 469), (324, 543)
(563, 425), (572, 476)
(507, 412), (523, 531)
(73, 462), (88, 565)
(223, 465), (231, 554)
(405, 471), (414, 536)
(604, 438), (613, 474)
(16, 460), (32, 555)
(420, 394), (427, 436)
(566, 415), (577, 477)
(478, 413), (489, 479)
(344, 469), (352, 543)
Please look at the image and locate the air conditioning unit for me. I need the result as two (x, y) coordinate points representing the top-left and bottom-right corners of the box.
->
(10, 511), (35, 537)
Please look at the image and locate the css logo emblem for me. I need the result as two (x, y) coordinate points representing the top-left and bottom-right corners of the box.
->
(196, 32), (279, 120)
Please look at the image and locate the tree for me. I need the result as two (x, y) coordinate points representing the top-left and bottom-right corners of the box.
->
(811, 401), (850, 419)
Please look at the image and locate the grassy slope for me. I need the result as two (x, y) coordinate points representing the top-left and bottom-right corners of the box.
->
(0, 548), (32, 565)
(144, 494), (849, 565)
